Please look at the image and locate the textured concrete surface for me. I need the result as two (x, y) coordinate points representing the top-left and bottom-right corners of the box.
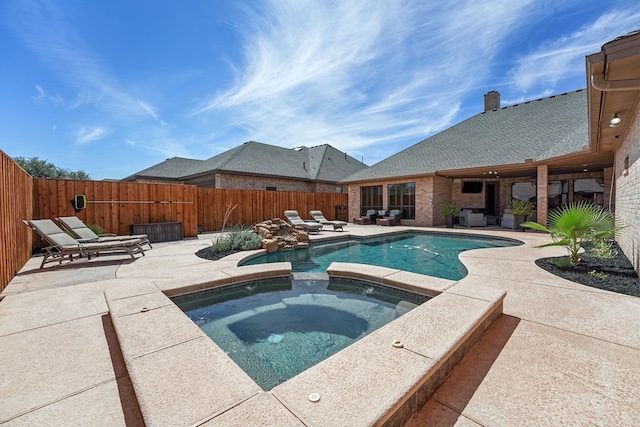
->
(1, 226), (639, 425)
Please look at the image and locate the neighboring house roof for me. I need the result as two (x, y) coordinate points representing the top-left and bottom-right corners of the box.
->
(124, 141), (367, 183)
(125, 157), (203, 179)
(342, 90), (588, 183)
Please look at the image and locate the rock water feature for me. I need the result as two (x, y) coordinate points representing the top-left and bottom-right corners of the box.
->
(253, 218), (310, 253)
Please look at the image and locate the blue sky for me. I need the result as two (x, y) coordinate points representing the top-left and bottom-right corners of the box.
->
(1, 1), (639, 180)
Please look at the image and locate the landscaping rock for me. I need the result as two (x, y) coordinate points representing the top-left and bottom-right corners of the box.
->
(262, 239), (278, 253)
(252, 218), (310, 252)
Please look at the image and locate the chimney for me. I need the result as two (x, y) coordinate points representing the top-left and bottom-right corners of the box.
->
(484, 91), (500, 111)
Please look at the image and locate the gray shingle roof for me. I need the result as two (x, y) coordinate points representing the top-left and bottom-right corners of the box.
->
(125, 141), (367, 182)
(123, 157), (203, 179)
(342, 90), (588, 182)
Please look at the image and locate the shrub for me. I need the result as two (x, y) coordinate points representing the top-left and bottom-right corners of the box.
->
(510, 199), (534, 217)
(211, 236), (231, 254)
(223, 224), (264, 251)
(440, 204), (459, 218)
(88, 224), (106, 236)
(521, 202), (619, 266)
(548, 257), (574, 269)
(588, 270), (608, 280)
(590, 237), (618, 259)
(232, 232), (263, 250)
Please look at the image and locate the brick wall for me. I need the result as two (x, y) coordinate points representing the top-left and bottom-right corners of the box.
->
(536, 165), (549, 226)
(452, 179), (494, 210)
(614, 106), (640, 273)
(142, 172), (343, 193)
(212, 173), (343, 193)
(431, 175), (452, 226)
(348, 176), (435, 226)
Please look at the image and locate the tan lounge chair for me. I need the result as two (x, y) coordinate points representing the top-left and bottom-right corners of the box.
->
(24, 219), (146, 268)
(56, 216), (152, 249)
(283, 210), (323, 234)
(309, 210), (348, 231)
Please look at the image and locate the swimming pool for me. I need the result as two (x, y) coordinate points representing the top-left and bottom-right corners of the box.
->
(173, 275), (430, 390)
(242, 232), (521, 280)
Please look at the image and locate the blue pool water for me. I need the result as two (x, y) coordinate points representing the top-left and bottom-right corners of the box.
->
(242, 232), (521, 280)
(173, 276), (429, 390)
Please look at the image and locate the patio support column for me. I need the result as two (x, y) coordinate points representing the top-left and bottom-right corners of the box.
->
(536, 165), (548, 226)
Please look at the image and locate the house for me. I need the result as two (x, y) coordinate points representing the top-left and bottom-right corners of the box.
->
(343, 89), (612, 226)
(343, 30), (639, 272)
(124, 141), (368, 193)
(586, 30), (640, 273)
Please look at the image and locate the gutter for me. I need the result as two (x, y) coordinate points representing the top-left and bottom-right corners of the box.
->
(591, 73), (640, 91)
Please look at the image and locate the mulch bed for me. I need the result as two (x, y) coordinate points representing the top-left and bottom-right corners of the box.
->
(535, 242), (640, 297)
(195, 247), (241, 261)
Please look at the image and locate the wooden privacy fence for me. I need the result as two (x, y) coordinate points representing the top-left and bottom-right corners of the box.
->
(1, 164), (348, 292)
(197, 188), (348, 231)
(33, 179), (199, 240)
(0, 150), (33, 294)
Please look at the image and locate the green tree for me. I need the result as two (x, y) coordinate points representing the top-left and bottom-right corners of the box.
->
(521, 202), (619, 266)
(13, 156), (90, 180)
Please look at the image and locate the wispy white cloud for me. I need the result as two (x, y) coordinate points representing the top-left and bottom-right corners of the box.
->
(196, 0), (549, 162)
(75, 126), (108, 144)
(32, 84), (64, 106)
(8, 0), (161, 122)
(506, 8), (640, 94)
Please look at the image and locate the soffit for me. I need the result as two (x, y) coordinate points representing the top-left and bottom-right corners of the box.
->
(587, 32), (640, 153)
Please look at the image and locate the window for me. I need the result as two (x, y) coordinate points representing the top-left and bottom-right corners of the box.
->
(624, 156), (629, 176)
(265, 186), (277, 191)
(573, 178), (604, 206)
(388, 182), (415, 220)
(548, 180), (568, 210)
(360, 186), (383, 213)
(511, 182), (537, 208)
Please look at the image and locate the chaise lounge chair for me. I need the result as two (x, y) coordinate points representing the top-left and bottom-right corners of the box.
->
(283, 210), (323, 234)
(24, 219), (146, 268)
(309, 210), (348, 231)
(56, 216), (152, 249)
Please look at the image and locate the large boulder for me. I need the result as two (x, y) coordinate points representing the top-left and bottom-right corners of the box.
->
(253, 218), (311, 252)
(262, 239), (278, 253)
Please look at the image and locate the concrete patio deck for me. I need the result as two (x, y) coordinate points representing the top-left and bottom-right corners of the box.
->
(1, 225), (638, 425)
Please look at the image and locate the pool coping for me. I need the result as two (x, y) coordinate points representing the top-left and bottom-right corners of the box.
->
(105, 258), (505, 426)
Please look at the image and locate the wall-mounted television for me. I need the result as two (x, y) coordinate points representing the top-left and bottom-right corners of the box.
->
(461, 181), (483, 193)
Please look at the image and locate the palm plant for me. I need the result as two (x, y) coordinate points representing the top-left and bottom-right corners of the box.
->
(521, 202), (618, 266)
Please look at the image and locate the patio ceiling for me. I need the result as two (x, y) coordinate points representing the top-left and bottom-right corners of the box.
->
(437, 150), (614, 179)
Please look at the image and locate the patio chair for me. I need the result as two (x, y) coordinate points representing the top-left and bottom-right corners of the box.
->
(376, 209), (402, 226)
(354, 209), (377, 225)
(56, 216), (152, 249)
(309, 210), (348, 231)
(283, 210), (323, 234)
(24, 219), (146, 268)
(459, 210), (487, 227)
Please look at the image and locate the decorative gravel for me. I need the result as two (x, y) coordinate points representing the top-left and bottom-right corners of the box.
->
(535, 242), (640, 297)
(195, 247), (241, 261)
